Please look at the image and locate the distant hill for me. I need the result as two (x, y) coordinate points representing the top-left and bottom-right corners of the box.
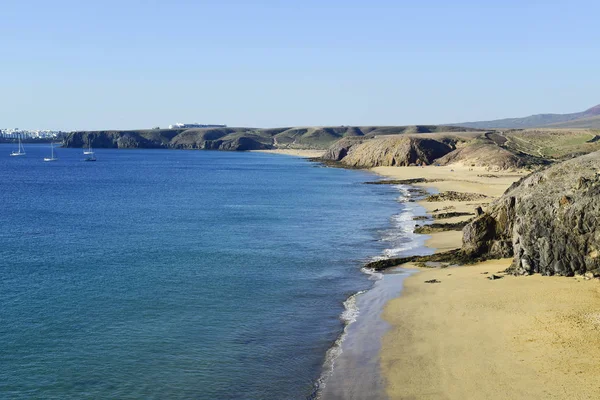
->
(62, 125), (481, 151)
(452, 104), (600, 129)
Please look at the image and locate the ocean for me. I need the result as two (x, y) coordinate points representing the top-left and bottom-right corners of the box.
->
(0, 144), (427, 399)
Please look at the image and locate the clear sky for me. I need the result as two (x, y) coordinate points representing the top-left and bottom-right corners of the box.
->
(1, 0), (599, 131)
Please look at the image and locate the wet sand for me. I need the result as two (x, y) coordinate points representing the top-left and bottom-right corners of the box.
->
(320, 182), (432, 400)
(373, 165), (600, 399)
(319, 270), (415, 400)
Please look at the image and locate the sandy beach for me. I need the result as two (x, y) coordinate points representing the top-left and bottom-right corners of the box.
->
(373, 165), (600, 399)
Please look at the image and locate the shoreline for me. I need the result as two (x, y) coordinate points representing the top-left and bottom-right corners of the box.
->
(255, 147), (404, 400)
(318, 183), (432, 400)
(373, 165), (600, 399)
(250, 149), (326, 158)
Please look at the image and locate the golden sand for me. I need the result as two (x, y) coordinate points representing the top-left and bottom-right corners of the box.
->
(373, 165), (600, 399)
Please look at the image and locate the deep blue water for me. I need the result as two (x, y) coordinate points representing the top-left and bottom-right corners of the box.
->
(0, 144), (406, 399)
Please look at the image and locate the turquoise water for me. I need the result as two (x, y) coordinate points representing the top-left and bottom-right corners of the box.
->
(0, 144), (412, 399)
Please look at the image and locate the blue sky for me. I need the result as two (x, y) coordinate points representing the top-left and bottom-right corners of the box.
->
(1, 0), (599, 130)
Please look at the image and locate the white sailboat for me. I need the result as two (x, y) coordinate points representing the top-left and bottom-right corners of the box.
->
(10, 136), (26, 157)
(83, 139), (94, 155)
(83, 137), (96, 161)
(44, 142), (58, 162)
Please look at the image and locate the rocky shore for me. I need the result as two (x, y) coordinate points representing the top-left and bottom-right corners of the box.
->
(362, 157), (600, 400)
(361, 151), (600, 279)
(462, 152), (600, 277)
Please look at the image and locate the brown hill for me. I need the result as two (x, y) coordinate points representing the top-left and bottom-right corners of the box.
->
(333, 136), (453, 168)
(453, 104), (600, 129)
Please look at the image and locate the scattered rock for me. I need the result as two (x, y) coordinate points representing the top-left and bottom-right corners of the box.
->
(414, 220), (471, 234)
(584, 271), (600, 279)
(363, 249), (475, 272)
(425, 191), (489, 202)
(434, 211), (475, 219)
(425, 279), (441, 284)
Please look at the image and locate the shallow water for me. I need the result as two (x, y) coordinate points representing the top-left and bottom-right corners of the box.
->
(319, 189), (432, 400)
(0, 145), (418, 399)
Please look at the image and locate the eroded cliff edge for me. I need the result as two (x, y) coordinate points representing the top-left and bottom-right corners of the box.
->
(463, 151), (600, 276)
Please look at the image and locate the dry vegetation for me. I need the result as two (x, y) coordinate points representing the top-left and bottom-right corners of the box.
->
(501, 129), (600, 159)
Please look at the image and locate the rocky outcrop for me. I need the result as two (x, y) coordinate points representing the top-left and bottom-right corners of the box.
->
(321, 137), (365, 161)
(210, 137), (271, 151)
(462, 151), (600, 276)
(327, 137), (453, 168)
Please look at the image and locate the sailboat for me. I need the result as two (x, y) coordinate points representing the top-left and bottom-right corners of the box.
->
(83, 137), (96, 161)
(44, 142), (58, 162)
(83, 139), (94, 155)
(10, 136), (26, 157)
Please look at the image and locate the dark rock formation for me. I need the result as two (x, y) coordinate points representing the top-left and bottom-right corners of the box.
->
(434, 211), (475, 219)
(414, 220), (471, 234)
(424, 191), (489, 202)
(215, 137), (270, 151)
(363, 249), (473, 272)
(321, 137), (364, 161)
(462, 151), (600, 276)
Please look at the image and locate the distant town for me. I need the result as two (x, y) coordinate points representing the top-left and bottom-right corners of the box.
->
(0, 123), (228, 142)
(0, 128), (63, 140)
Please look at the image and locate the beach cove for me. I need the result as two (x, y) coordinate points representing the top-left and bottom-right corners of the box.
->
(373, 165), (600, 400)
(0, 146), (419, 399)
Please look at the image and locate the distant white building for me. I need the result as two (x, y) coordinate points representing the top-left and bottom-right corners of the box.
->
(0, 128), (61, 139)
(168, 122), (227, 129)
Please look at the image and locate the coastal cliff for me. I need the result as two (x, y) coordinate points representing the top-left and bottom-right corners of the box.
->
(462, 151), (600, 276)
(62, 125), (480, 151)
(63, 129), (273, 151)
(323, 136), (454, 167)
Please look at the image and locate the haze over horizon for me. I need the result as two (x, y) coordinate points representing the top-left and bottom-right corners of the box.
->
(2, 0), (599, 131)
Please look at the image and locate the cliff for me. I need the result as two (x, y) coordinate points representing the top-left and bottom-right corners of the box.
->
(63, 128), (273, 151)
(462, 151), (600, 276)
(327, 136), (454, 167)
(62, 125), (481, 151)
